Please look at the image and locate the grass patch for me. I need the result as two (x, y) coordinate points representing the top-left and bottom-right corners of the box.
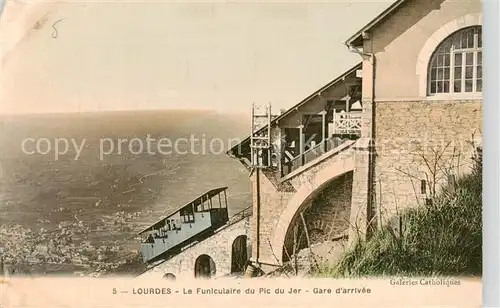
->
(314, 149), (482, 278)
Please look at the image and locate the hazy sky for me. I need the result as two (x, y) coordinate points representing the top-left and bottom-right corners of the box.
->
(1, 0), (394, 114)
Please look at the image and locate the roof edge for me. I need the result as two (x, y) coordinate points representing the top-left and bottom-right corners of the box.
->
(345, 0), (407, 47)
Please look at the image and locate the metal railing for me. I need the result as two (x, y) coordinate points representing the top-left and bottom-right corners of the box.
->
(283, 136), (350, 176)
(226, 206), (253, 226)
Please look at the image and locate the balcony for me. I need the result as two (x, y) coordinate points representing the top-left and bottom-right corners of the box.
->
(332, 111), (362, 135)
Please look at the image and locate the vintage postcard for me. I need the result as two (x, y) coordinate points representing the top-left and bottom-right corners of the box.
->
(0, 0), (486, 307)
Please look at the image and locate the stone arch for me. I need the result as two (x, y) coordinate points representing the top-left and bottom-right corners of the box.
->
(270, 155), (355, 263)
(230, 235), (248, 274)
(194, 254), (216, 279)
(416, 13), (482, 97)
(162, 273), (176, 281)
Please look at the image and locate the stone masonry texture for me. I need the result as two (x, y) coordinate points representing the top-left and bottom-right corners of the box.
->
(373, 100), (482, 224)
(139, 216), (251, 279)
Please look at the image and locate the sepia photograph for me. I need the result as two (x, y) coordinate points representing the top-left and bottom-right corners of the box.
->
(0, 0), (489, 306)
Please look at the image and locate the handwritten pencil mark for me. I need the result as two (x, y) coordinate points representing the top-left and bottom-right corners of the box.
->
(52, 18), (66, 39)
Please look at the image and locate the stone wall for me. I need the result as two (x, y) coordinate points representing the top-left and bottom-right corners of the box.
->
(138, 216), (251, 280)
(249, 170), (295, 266)
(374, 99), (482, 223)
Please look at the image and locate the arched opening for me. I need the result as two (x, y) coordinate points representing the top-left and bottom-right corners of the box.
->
(427, 26), (482, 95)
(162, 273), (176, 281)
(270, 154), (355, 264)
(231, 235), (248, 274)
(282, 171), (353, 263)
(194, 254), (216, 279)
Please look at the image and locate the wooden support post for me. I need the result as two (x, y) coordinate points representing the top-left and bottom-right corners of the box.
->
(293, 225), (298, 276)
(320, 110), (327, 152)
(344, 92), (351, 113)
(277, 129), (283, 175)
(299, 125), (305, 166)
(300, 213), (311, 250)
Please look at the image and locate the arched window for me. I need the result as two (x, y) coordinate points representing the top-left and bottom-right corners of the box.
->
(428, 26), (482, 95)
(194, 254), (216, 279)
